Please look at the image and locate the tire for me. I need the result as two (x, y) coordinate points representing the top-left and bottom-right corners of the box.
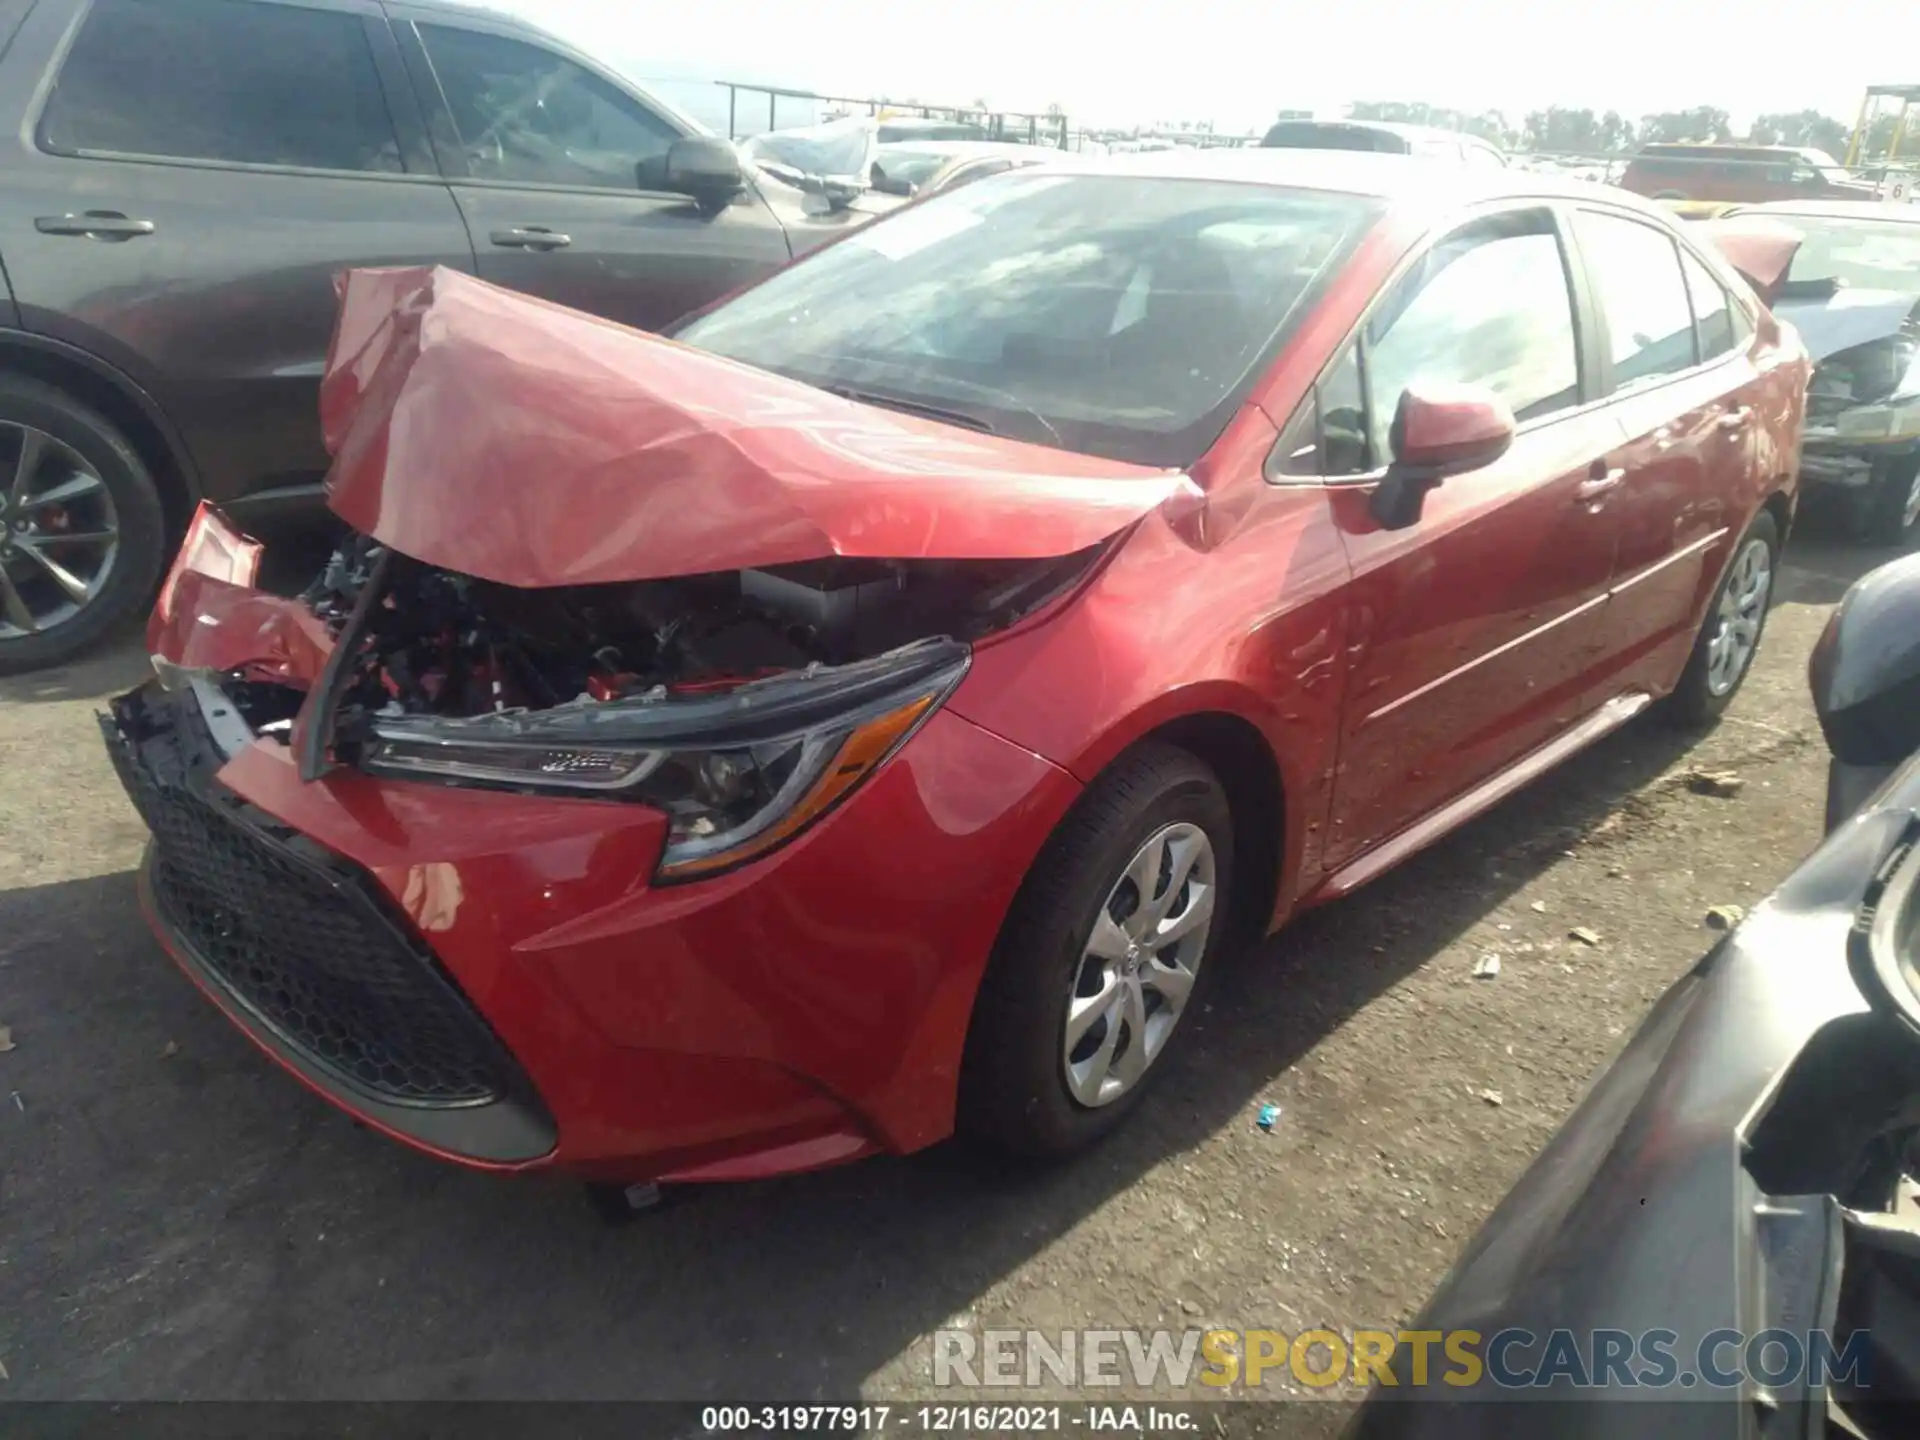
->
(1852, 453), (1920, 548)
(958, 742), (1236, 1156)
(1667, 510), (1779, 727)
(0, 375), (166, 674)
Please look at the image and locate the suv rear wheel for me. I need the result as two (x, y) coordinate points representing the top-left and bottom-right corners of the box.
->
(0, 376), (166, 674)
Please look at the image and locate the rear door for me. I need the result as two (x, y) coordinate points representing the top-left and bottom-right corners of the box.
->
(388, 7), (793, 333)
(1567, 207), (1759, 685)
(0, 0), (475, 508)
(1317, 206), (1625, 866)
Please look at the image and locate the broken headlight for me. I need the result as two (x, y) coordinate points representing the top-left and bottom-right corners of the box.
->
(357, 642), (969, 881)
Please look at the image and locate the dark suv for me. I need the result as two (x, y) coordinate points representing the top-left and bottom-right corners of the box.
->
(0, 0), (851, 671)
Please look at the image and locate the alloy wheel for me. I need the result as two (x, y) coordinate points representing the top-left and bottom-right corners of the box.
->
(1704, 536), (1771, 697)
(0, 421), (120, 641)
(1063, 822), (1216, 1108)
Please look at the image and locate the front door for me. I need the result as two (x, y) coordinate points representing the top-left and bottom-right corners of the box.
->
(0, 0), (476, 504)
(1319, 207), (1624, 867)
(390, 12), (794, 334)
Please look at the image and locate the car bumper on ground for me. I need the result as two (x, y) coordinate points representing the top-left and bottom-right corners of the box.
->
(102, 674), (1079, 1183)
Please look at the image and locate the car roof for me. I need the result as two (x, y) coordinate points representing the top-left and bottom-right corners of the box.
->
(1266, 119), (1500, 149)
(1077, 146), (1643, 208)
(1720, 200), (1920, 224)
(877, 140), (1050, 159)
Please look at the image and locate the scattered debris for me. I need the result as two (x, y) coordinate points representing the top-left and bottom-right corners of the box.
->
(0, 1024), (12, 1053)
(1472, 955), (1502, 980)
(1257, 1103), (1283, 1132)
(1685, 768), (1746, 799)
(1569, 927), (1602, 947)
(1180, 1298), (1203, 1316)
(1480, 1089), (1505, 1107)
(9, 1092), (19, 1113)
(161, 1041), (179, 1059)
(1704, 905), (1746, 932)
(0, 1356), (9, 1381)
(1529, 900), (1547, 914)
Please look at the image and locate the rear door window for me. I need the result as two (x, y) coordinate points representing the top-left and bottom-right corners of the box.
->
(1573, 211), (1698, 388)
(1361, 210), (1581, 461)
(418, 22), (679, 189)
(1679, 249), (1738, 361)
(39, 0), (404, 173)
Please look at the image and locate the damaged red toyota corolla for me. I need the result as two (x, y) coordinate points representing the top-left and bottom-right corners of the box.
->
(103, 152), (1809, 1185)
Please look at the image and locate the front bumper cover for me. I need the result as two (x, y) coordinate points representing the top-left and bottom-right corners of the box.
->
(103, 666), (1081, 1181)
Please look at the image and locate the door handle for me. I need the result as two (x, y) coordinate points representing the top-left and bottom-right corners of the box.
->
(1575, 464), (1626, 503)
(35, 211), (155, 240)
(1717, 405), (1752, 432)
(489, 226), (572, 251)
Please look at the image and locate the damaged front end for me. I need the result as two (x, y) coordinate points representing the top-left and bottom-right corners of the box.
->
(153, 507), (1105, 884)
(1794, 292), (1920, 483)
(140, 265), (1179, 880)
(290, 535), (1102, 880)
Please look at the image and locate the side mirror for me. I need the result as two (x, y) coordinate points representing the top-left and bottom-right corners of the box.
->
(659, 137), (747, 213)
(1811, 553), (1920, 829)
(1370, 384), (1515, 530)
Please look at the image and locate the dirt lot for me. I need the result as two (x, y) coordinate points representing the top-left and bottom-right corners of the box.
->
(0, 522), (1900, 1408)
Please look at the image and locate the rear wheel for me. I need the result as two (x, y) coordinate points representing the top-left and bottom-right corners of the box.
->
(959, 743), (1235, 1156)
(0, 375), (166, 674)
(1853, 453), (1920, 547)
(1667, 510), (1778, 727)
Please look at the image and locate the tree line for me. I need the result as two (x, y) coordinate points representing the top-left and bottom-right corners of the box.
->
(1346, 101), (1909, 158)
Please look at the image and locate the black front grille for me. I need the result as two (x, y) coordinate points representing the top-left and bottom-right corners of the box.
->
(102, 690), (514, 1109)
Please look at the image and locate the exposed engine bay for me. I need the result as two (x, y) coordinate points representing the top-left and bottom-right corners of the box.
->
(292, 532), (1100, 733)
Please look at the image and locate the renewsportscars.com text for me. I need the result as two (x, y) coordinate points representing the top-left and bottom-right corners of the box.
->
(932, 1327), (1873, 1391)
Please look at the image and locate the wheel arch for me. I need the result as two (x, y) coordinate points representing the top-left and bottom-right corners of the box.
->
(1052, 685), (1295, 950)
(1143, 710), (1287, 949)
(0, 330), (202, 536)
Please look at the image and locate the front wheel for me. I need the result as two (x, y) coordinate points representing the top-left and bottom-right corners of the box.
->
(1667, 510), (1778, 727)
(959, 743), (1235, 1156)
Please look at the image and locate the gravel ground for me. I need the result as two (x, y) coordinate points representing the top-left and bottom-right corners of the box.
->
(0, 522), (1900, 1410)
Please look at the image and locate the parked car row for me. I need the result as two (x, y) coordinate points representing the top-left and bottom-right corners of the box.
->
(105, 142), (1812, 1192)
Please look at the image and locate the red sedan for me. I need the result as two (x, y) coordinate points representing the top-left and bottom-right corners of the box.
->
(104, 151), (1808, 1187)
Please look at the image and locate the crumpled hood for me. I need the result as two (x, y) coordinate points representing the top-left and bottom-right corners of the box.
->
(320, 267), (1192, 588)
(1772, 286), (1920, 363)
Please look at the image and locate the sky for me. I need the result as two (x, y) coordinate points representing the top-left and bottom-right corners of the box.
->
(499, 0), (1906, 138)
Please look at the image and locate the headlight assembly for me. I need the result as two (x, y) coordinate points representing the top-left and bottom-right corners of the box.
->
(355, 639), (969, 881)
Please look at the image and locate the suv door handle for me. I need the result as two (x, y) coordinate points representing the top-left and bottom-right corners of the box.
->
(489, 226), (572, 251)
(1717, 405), (1752, 432)
(1575, 463), (1627, 503)
(35, 211), (155, 240)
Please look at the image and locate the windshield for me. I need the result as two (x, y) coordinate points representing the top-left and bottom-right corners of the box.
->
(1781, 217), (1920, 292)
(677, 174), (1383, 467)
